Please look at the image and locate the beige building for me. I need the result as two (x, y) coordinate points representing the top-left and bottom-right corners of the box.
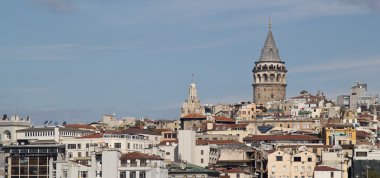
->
(241, 117), (323, 133)
(180, 83), (205, 118)
(268, 149), (317, 178)
(237, 102), (258, 120)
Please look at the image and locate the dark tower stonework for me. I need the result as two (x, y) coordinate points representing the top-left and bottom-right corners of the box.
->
(252, 22), (287, 104)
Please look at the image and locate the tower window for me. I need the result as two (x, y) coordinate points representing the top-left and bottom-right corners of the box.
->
(271, 93), (274, 98)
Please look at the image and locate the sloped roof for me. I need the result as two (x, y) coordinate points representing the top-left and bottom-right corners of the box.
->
(213, 116), (235, 123)
(196, 139), (243, 145)
(259, 26), (281, 62)
(79, 133), (103, 139)
(257, 125), (274, 133)
(314, 166), (340, 171)
(181, 113), (207, 119)
(120, 152), (163, 161)
(64, 124), (96, 130)
(243, 134), (321, 141)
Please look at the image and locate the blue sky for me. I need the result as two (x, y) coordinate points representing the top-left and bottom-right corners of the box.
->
(1, 0), (380, 124)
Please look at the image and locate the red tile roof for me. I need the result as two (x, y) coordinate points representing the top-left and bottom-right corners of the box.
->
(64, 124), (96, 130)
(356, 130), (372, 138)
(314, 166), (340, 171)
(243, 135), (321, 141)
(181, 113), (207, 119)
(120, 152), (163, 161)
(213, 116), (235, 123)
(80, 133), (103, 139)
(196, 140), (243, 145)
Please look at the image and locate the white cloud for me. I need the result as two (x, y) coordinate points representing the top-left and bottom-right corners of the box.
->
(289, 57), (380, 73)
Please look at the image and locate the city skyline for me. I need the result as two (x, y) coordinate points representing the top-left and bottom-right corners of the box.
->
(1, 1), (380, 124)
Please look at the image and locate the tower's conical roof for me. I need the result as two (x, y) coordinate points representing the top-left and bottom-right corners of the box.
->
(259, 23), (281, 62)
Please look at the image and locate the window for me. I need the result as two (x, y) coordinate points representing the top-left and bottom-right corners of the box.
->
(276, 156), (283, 161)
(201, 150), (204, 155)
(79, 171), (88, 178)
(86, 143), (89, 148)
(128, 143), (130, 149)
(62, 171), (68, 178)
(68, 144), (76, 149)
(313, 148), (317, 153)
(356, 152), (367, 157)
(77, 144), (81, 149)
(114, 143), (121, 148)
(237, 173), (240, 178)
(307, 157), (312, 162)
(201, 159), (204, 163)
(330, 172), (334, 178)
(78, 152), (82, 157)
(139, 171), (146, 178)
(130, 171), (136, 178)
(166, 152), (170, 155)
(294, 157), (301, 162)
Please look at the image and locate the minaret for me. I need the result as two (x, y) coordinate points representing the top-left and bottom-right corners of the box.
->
(180, 82), (205, 117)
(252, 18), (287, 104)
(188, 83), (198, 100)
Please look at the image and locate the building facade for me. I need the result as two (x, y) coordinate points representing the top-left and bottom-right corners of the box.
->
(180, 83), (205, 118)
(252, 22), (287, 105)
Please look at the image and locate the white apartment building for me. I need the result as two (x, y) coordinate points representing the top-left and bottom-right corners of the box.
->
(178, 130), (220, 168)
(61, 132), (159, 162)
(56, 149), (168, 178)
(16, 126), (94, 144)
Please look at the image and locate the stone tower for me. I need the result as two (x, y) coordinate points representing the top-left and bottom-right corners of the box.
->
(180, 83), (205, 117)
(252, 21), (287, 104)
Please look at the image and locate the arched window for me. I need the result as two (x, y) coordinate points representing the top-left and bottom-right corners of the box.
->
(263, 65), (268, 70)
(276, 74), (281, 82)
(257, 74), (261, 83)
(4, 130), (11, 140)
(263, 74), (268, 82)
(269, 74), (275, 82)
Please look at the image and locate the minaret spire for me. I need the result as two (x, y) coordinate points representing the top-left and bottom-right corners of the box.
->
(269, 16), (271, 30)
